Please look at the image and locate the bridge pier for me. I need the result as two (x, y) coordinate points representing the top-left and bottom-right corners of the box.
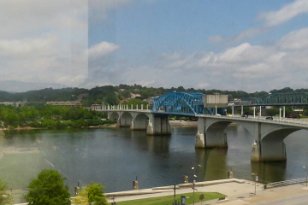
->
(251, 140), (262, 162)
(195, 118), (205, 148)
(146, 114), (171, 135)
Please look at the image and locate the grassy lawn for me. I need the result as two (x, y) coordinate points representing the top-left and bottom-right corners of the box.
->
(116, 192), (225, 205)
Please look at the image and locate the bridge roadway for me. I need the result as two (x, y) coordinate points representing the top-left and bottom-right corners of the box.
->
(94, 106), (308, 162)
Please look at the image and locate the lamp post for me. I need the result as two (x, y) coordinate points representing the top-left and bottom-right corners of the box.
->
(251, 172), (258, 195)
(191, 165), (201, 205)
(173, 184), (176, 205)
(303, 165), (307, 187)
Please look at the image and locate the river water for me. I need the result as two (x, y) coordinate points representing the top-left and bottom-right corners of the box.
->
(0, 125), (308, 194)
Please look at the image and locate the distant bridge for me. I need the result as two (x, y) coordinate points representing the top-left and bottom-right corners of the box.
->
(93, 92), (308, 162)
(232, 92), (308, 106)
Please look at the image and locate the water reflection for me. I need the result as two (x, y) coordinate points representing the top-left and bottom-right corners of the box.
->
(147, 135), (171, 154)
(0, 126), (308, 196)
(195, 149), (228, 180)
(251, 162), (286, 183)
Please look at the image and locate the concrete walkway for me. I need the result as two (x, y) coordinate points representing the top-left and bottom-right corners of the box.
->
(106, 178), (308, 205)
(106, 178), (261, 203)
(14, 178), (308, 204)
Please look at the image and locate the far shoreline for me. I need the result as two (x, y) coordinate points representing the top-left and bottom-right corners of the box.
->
(0, 120), (198, 132)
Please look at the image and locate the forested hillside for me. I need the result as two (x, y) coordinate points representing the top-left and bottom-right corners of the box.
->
(0, 85), (307, 106)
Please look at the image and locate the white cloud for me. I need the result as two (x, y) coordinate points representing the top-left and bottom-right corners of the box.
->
(0, 38), (56, 56)
(209, 0), (308, 44)
(0, 37), (87, 86)
(0, 1), (87, 38)
(0, 0), (88, 89)
(260, 0), (308, 27)
(89, 27), (308, 91)
(89, 0), (132, 21)
(208, 27), (269, 45)
(88, 41), (119, 59)
(279, 27), (308, 50)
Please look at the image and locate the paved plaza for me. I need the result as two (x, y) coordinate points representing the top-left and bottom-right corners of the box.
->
(106, 178), (308, 205)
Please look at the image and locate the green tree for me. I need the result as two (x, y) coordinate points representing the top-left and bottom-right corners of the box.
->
(73, 183), (107, 205)
(25, 169), (70, 205)
(0, 179), (12, 205)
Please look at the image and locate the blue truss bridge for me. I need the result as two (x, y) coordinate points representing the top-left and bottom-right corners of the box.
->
(234, 92), (308, 106)
(92, 91), (308, 117)
(151, 92), (217, 116)
(92, 91), (308, 162)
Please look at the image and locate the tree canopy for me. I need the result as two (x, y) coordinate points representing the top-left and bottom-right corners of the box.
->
(25, 169), (70, 205)
(0, 105), (111, 129)
(73, 183), (107, 205)
(0, 179), (12, 205)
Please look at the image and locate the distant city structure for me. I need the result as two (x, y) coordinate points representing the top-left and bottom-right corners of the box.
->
(204, 94), (228, 114)
(46, 101), (82, 107)
(0, 101), (25, 107)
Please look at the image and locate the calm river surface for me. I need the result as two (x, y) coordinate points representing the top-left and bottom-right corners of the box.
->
(1, 125), (308, 193)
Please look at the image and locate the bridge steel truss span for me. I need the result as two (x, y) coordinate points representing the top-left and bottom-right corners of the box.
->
(240, 92), (308, 106)
(152, 92), (211, 115)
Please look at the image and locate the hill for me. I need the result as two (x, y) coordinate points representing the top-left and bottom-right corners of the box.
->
(0, 85), (307, 106)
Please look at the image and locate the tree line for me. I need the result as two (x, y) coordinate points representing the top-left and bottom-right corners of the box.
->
(0, 105), (112, 129)
(1, 85), (307, 106)
(0, 169), (108, 205)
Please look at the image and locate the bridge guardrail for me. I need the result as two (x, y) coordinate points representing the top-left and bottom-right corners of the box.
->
(265, 178), (307, 189)
(95, 106), (308, 128)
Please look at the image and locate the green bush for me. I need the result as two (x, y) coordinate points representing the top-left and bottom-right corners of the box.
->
(25, 169), (70, 205)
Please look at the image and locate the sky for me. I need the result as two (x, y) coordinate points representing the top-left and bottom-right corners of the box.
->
(1, 0), (308, 92)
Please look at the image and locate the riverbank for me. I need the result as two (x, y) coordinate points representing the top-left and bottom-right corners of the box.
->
(104, 178), (308, 205)
(169, 120), (197, 127)
(0, 120), (197, 132)
(13, 178), (308, 205)
(0, 123), (117, 132)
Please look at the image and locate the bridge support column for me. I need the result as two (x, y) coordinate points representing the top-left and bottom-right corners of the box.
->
(283, 106), (286, 118)
(241, 106), (244, 116)
(195, 118), (205, 148)
(251, 140), (262, 162)
(146, 114), (171, 136)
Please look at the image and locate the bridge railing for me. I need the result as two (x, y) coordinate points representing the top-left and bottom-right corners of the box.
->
(91, 104), (151, 112)
(92, 104), (308, 127)
(197, 114), (308, 127)
(265, 178), (307, 189)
